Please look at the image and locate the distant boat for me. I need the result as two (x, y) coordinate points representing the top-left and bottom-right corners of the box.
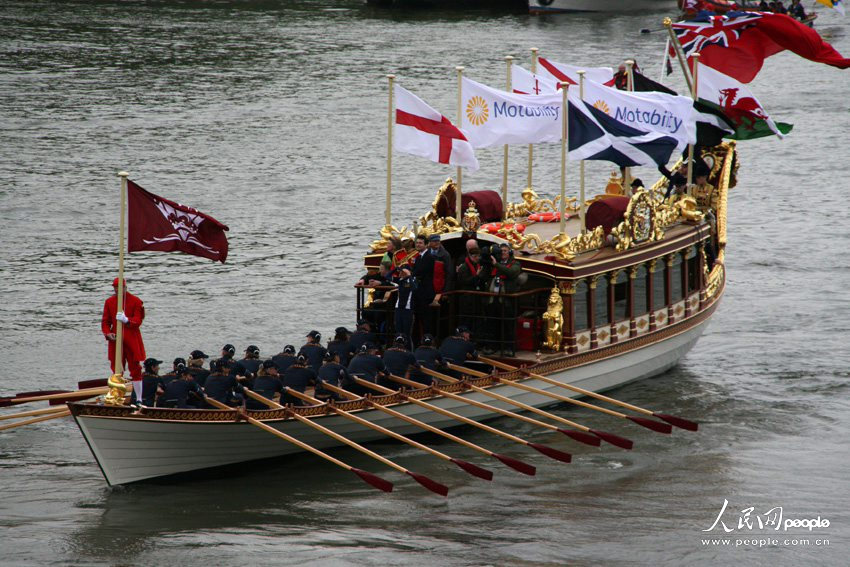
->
(529, 0), (676, 14)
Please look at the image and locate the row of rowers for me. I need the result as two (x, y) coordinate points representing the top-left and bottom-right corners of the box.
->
(132, 325), (480, 409)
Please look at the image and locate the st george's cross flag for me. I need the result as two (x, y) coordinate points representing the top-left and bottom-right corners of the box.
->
(393, 84), (479, 172)
(511, 64), (558, 95)
(537, 57), (616, 87)
(672, 11), (850, 83)
(127, 180), (229, 263)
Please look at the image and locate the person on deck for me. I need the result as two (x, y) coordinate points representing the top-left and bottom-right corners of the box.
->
(298, 330), (327, 372)
(381, 334), (420, 388)
(272, 344), (297, 373)
(281, 355), (317, 405)
(101, 278), (146, 401)
(439, 326), (478, 366)
(665, 173), (688, 203)
(692, 165), (718, 212)
(393, 267), (416, 345)
(327, 327), (355, 367)
(157, 365), (204, 408)
(249, 360), (284, 409)
(457, 247), (486, 291)
(316, 350), (349, 401)
(345, 344), (387, 395)
(203, 359), (243, 407)
(136, 357), (165, 407)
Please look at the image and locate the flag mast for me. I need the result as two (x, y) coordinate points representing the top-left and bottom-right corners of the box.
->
(528, 47), (539, 190)
(664, 18), (695, 92)
(559, 82), (569, 237)
(385, 74), (395, 229)
(686, 53), (701, 187)
(577, 71), (587, 235)
(623, 60), (635, 196)
(502, 55), (513, 219)
(455, 66), (464, 221)
(114, 171), (128, 377)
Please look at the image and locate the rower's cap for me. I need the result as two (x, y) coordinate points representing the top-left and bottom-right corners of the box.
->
(222, 344), (236, 355)
(394, 334), (407, 344)
(173, 357), (186, 366)
(262, 359), (277, 370)
(283, 344), (296, 354)
(323, 350), (337, 362)
(456, 325), (471, 335)
(296, 354), (307, 365)
(335, 326), (351, 335)
(306, 330), (321, 341)
(190, 350), (209, 359)
(428, 233), (441, 242)
(246, 345), (260, 355)
(422, 334), (434, 346)
(175, 364), (189, 376)
(359, 343), (370, 353)
(144, 357), (163, 368)
(210, 359), (224, 371)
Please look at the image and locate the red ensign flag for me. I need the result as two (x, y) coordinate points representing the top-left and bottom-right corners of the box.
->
(127, 180), (229, 263)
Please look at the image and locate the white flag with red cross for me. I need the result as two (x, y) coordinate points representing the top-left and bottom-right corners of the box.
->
(511, 65), (558, 95)
(393, 84), (480, 172)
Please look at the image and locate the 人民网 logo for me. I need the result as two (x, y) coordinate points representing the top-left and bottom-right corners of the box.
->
(466, 95), (489, 126)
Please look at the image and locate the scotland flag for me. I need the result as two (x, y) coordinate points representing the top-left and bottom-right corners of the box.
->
(568, 92), (680, 168)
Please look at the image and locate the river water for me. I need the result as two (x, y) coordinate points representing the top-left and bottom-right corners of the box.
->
(1, 1), (849, 565)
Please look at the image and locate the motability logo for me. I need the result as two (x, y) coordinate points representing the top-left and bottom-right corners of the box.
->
(613, 104), (683, 133)
(466, 96), (489, 126)
(466, 95), (560, 125)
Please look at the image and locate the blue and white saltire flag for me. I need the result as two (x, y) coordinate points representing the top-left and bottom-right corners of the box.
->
(567, 89), (681, 168)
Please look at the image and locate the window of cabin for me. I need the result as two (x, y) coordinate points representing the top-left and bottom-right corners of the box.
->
(653, 259), (666, 309)
(613, 271), (629, 321)
(687, 246), (700, 294)
(594, 275), (609, 325)
(633, 264), (648, 316)
(574, 279), (588, 331)
(670, 253), (683, 302)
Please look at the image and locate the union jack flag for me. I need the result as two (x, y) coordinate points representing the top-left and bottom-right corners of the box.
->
(672, 11), (763, 58)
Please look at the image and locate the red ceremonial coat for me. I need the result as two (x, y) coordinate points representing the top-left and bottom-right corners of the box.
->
(101, 291), (146, 363)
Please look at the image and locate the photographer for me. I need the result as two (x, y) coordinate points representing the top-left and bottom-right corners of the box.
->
(457, 247), (487, 291)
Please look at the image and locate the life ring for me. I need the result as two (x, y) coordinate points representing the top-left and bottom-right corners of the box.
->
(480, 222), (526, 235)
(527, 211), (561, 222)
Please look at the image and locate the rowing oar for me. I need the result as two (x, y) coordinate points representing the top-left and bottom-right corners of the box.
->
(320, 381), (534, 477)
(257, 388), (492, 483)
(78, 378), (109, 390)
(0, 387), (108, 407)
(354, 377), (572, 465)
(203, 396), (393, 493)
(0, 409), (71, 432)
(479, 356), (698, 431)
(418, 367), (601, 447)
(450, 362), (672, 435)
(0, 406), (70, 422)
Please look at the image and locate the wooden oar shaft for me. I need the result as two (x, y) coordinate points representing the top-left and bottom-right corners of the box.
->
(0, 406), (69, 422)
(421, 367), (592, 433)
(242, 388), (284, 409)
(0, 409), (71, 432)
(8, 387), (108, 404)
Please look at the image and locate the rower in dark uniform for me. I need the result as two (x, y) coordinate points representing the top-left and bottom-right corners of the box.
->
(281, 355), (317, 405)
(203, 359), (243, 407)
(349, 319), (376, 353)
(186, 350), (210, 387)
(249, 360), (284, 409)
(157, 365), (204, 408)
(298, 330), (327, 372)
(411, 334), (444, 385)
(345, 343), (387, 395)
(161, 357), (185, 386)
(231, 345), (262, 383)
(215, 344), (237, 375)
(327, 327), (355, 367)
(439, 325), (478, 369)
(381, 334), (420, 387)
(135, 357), (165, 406)
(316, 350), (349, 401)
(271, 345), (297, 373)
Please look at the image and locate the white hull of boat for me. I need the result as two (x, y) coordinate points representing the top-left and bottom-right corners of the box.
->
(73, 313), (710, 486)
(529, 0), (675, 13)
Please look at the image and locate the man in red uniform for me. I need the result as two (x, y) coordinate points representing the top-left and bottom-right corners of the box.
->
(101, 278), (146, 400)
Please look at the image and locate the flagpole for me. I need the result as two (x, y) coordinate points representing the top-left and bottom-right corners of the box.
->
(386, 74), (395, 229)
(659, 36), (671, 83)
(623, 60), (635, 197)
(502, 55), (513, 220)
(686, 54), (700, 188)
(455, 65), (464, 221)
(114, 171), (128, 377)
(559, 82), (569, 237)
(664, 17), (694, 93)
(528, 47), (539, 190)
(577, 70), (587, 235)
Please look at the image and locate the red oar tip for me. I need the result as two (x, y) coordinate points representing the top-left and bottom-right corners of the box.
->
(528, 442), (572, 464)
(0, 399), (13, 408)
(78, 379), (109, 390)
(351, 468), (394, 493)
(449, 458), (493, 481)
(626, 416), (673, 434)
(590, 429), (634, 450)
(493, 453), (536, 476)
(653, 413), (699, 431)
(15, 390), (70, 398)
(558, 428), (602, 447)
(406, 471), (449, 497)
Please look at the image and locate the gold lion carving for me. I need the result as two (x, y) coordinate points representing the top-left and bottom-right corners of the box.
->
(542, 287), (564, 351)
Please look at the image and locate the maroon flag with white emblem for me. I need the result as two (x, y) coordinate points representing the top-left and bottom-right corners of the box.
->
(126, 180), (229, 263)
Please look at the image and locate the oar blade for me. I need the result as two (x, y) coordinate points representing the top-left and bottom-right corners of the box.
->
(49, 394), (98, 406)
(0, 398), (17, 408)
(558, 428), (602, 447)
(626, 416), (673, 434)
(15, 390), (70, 398)
(590, 429), (634, 450)
(351, 468), (394, 493)
(78, 379), (109, 390)
(449, 458), (493, 481)
(406, 471), (449, 497)
(493, 453), (536, 476)
(654, 413), (699, 431)
(528, 442), (572, 464)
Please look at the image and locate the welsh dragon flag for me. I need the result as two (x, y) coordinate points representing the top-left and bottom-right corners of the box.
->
(697, 63), (792, 140)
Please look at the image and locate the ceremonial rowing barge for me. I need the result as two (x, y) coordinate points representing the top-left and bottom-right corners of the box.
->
(64, 140), (735, 489)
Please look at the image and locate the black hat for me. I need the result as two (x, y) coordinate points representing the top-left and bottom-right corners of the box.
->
(456, 325), (471, 335)
(296, 354), (307, 365)
(422, 334), (434, 346)
(630, 178), (644, 188)
(144, 357), (163, 369)
(174, 363), (188, 375)
(210, 359), (224, 371)
(694, 162), (711, 177)
(334, 326), (350, 335)
(359, 344), (370, 353)
(262, 359), (277, 370)
(428, 233), (441, 242)
(283, 344), (296, 355)
(394, 334), (406, 344)
(306, 330), (321, 341)
(671, 172), (687, 187)
(323, 350), (337, 362)
(189, 350), (209, 360)
(246, 345), (260, 355)
(222, 344), (235, 355)
(173, 357), (186, 367)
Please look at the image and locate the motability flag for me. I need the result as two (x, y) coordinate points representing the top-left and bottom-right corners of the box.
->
(511, 65), (558, 95)
(815, 0), (845, 15)
(127, 180), (229, 263)
(697, 62), (792, 140)
(393, 84), (479, 172)
(567, 89), (681, 168)
(579, 79), (696, 154)
(537, 57), (616, 87)
(672, 11), (850, 83)
(460, 76), (564, 148)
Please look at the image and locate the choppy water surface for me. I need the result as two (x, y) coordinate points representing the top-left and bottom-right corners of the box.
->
(1, 1), (849, 565)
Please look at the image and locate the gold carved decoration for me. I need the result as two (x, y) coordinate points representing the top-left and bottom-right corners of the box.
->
(500, 225), (606, 262)
(462, 201), (481, 233)
(416, 178), (463, 239)
(505, 187), (564, 220)
(369, 224), (414, 254)
(609, 189), (687, 253)
(102, 373), (130, 406)
(542, 287), (564, 351)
